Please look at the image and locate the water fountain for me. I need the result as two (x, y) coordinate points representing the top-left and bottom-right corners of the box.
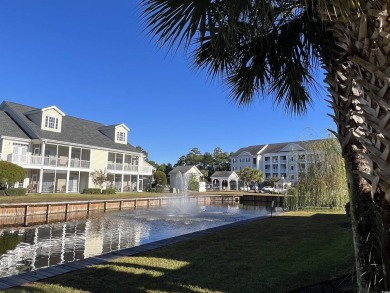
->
(0, 173), (275, 278)
(168, 171), (204, 215)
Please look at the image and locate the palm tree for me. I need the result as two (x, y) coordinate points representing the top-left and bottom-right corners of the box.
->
(141, 1), (390, 291)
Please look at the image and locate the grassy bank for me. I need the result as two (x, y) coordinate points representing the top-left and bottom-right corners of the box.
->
(0, 192), (171, 204)
(5, 209), (354, 293)
(0, 190), (255, 204)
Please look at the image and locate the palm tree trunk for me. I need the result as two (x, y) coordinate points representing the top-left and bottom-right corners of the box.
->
(322, 2), (390, 291)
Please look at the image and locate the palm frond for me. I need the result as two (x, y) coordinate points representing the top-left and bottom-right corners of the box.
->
(140, 0), (351, 115)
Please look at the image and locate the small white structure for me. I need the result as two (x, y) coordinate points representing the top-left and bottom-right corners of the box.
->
(168, 165), (203, 192)
(274, 177), (292, 194)
(210, 171), (240, 191)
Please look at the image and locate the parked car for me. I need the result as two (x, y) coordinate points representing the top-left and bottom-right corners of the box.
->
(261, 186), (275, 193)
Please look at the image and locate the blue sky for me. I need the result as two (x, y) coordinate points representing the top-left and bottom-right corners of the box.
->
(0, 0), (334, 165)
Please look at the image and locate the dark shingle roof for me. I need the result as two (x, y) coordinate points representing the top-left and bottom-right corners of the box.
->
(232, 145), (266, 157)
(262, 140), (323, 153)
(1, 101), (141, 153)
(232, 140), (325, 157)
(169, 165), (197, 175)
(211, 171), (237, 178)
(0, 111), (30, 139)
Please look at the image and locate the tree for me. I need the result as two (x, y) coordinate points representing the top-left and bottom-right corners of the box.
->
(141, 1), (390, 290)
(186, 148), (203, 166)
(267, 177), (279, 188)
(158, 163), (173, 184)
(238, 167), (253, 191)
(136, 146), (148, 160)
(213, 147), (231, 171)
(0, 161), (25, 187)
(251, 169), (264, 192)
(153, 171), (167, 187)
(90, 170), (113, 192)
(295, 137), (348, 209)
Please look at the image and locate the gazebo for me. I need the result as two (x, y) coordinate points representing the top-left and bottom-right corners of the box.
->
(210, 171), (240, 191)
(274, 177), (292, 194)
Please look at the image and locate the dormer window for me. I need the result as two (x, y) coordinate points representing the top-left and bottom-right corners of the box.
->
(117, 131), (126, 142)
(45, 116), (59, 129)
(25, 105), (65, 133)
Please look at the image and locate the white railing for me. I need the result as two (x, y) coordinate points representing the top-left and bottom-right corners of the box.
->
(10, 154), (42, 166)
(124, 164), (138, 172)
(107, 162), (124, 171)
(139, 166), (154, 174)
(107, 163), (139, 172)
(70, 159), (90, 169)
(1, 153), (90, 169)
(106, 163), (153, 174)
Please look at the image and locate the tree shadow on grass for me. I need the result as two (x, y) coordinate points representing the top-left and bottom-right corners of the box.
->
(9, 212), (354, 293)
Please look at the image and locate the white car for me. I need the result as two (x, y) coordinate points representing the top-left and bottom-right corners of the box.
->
(261, 186), (274, 193)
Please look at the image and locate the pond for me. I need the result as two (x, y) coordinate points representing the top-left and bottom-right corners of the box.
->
(0, 201), (274, 278)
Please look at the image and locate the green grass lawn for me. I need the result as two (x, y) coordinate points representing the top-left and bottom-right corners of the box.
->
(5, 209), (354, 293)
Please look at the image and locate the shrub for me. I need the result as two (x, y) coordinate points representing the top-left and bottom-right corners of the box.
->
(5, 188), (28, 196)
(287, 187), (297, 195)
(150, 187), (164, 193)
(0, 190), (5, 196)
(82, 188), (101, 194)
(0, 161), (25, 186)
(101, 188), (116, 194)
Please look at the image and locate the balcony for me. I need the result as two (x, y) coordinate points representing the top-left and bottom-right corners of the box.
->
(7, 154), (42, 166)
(1, 154), (90, 169)
(107, 162), (139, 172)
(139, 166), (154, 174)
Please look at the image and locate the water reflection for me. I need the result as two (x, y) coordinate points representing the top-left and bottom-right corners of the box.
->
(0, 203), (271, 277)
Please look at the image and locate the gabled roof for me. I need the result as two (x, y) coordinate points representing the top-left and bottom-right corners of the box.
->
(168, 165), (202, 176)
(232, 140), (325, 157)
(98, 123), (130, 132)
(0, 111), (30, 139)
(232, 145), (267, 157)
(262, 140), (323, 154)
(24, 105), (66, 116)
(0, 101), (142, 153)
(211, 171), (239, 179)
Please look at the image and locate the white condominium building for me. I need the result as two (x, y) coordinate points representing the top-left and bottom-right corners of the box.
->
(231, 140), (325, 182)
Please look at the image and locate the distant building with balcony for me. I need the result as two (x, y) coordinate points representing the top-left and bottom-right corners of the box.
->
(230, 140), (325, 183)
(0, 101), (155, 193)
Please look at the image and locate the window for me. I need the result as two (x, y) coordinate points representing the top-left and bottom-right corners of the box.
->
(45, 116), (58, 129)
(117, 132), (126, 142)
(253, 158), (256, 165)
